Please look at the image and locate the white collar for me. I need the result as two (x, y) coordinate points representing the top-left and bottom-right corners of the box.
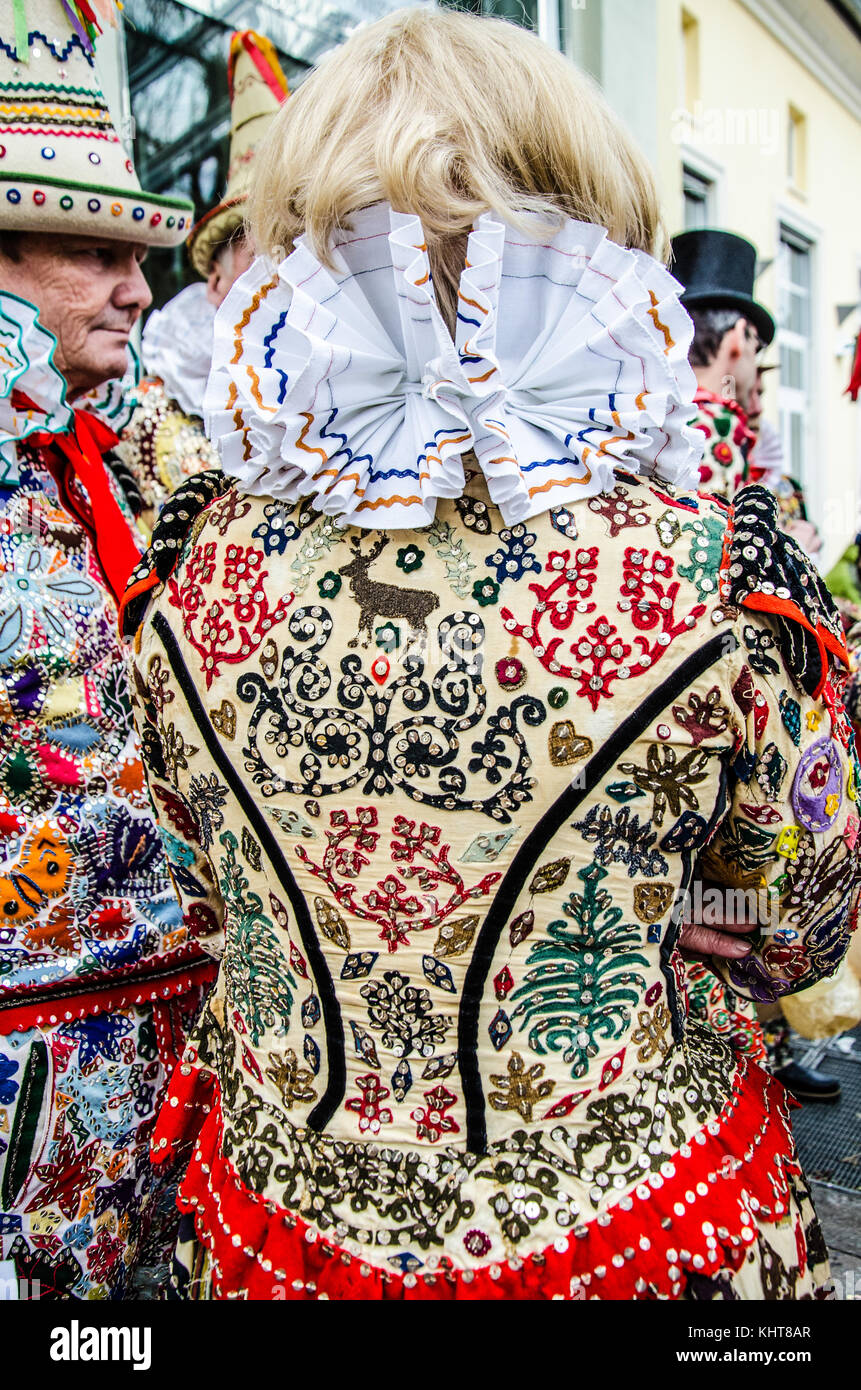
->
(142, 282), (215, 418)
(205, 203), (704, 528)
(0, 291), (71, 485)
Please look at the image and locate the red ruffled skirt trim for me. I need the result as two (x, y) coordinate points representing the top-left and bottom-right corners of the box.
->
(152, 1055), (805, 1300)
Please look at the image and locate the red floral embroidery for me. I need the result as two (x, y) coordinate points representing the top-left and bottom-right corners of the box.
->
(345, 1074), (393, 1134)
(586, 485), (651, 537)
(168, 540), (293, 688)
(296, 809), (501, 951)
(503, 547), (705, 709)
(25, 1133), (101, 1220)
(153, 784), (200, 839)
(411, 1084), (459, 1143)
(86, 1228), (124, 1279)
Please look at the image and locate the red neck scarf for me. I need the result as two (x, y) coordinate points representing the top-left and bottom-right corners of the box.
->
(26, 403), (141, 606)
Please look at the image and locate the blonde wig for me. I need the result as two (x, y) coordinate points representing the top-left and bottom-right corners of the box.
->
(246, 7), (665, 329)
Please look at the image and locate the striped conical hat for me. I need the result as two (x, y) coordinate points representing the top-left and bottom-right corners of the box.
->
(187, 29), (288, 277)
(0, 0), (192, 246)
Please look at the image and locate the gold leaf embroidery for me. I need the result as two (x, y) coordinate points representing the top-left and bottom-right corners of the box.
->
(632, 1003), (672, 1062)
(210, 699), (236, 740)
(488, 1052), (555, 1121)
(633, 882), (676, 924)
(265, 1049), (317, 1107)
(314, 896), (351, 950)
(434, 914), (479, 958)
(529, 857), (571, 894)
(548, 720), (593, 767)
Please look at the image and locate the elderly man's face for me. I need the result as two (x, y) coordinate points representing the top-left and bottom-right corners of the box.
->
(207, 235), (255, 309)
(0, 233), (151, 397)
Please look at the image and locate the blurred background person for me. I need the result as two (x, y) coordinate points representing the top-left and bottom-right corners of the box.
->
(187, 29), (288, 307)
(114, 31), (287, 526)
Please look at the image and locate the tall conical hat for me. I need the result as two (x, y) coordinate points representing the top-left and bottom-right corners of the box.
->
(187, 29), (288, 278)
(0, 0), (192, 246)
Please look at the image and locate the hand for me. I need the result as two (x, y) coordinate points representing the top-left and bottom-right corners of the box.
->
(784, 518), (823, 557)
(677, 881), (756, 960)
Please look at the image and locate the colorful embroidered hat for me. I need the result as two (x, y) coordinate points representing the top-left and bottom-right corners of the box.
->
(187, 29), (288, 278)
(0, 0), (192, 246)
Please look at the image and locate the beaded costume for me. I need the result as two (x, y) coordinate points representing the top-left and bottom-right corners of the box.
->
(0, 293), (214, 1297)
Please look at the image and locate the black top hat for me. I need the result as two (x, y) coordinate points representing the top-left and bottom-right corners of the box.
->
(670, 229), (775, 348)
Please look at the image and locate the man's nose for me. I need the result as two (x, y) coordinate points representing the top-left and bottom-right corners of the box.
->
(115, 254), (153, 316)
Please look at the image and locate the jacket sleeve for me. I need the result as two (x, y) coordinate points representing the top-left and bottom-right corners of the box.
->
(699, 486), (861, 1002)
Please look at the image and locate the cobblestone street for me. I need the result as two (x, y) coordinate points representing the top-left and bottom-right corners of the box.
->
(792, 1027), (861, 1297)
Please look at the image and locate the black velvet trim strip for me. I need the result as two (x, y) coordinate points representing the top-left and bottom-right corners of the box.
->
(152, 610), (345, 1131)
(1, 1038), (48, 1211)
(659, 750), (733, 1041)
(458, 631), (739, 1154)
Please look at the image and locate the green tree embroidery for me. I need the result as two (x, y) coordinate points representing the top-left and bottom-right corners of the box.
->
(677, 512), (726, 600)
(510, 862), (647, 1079)
(219, 830), (296, 1046)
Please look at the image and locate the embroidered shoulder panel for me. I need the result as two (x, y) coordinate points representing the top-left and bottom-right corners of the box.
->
(724, 485), (848, 697)
(122, 469), (230, 636)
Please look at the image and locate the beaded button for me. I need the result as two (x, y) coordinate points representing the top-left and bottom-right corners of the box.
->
(88, 198), (101, 212)
(6, 187), (21, 203)
(132, 207), (145, 221)
(150, 212), (162, 226)
(41, 146), (56, 160)
(88, 151), (101, 165)
(60, 195), (73, 210)
(111, 202), (123, 216)
(32, 190), (45, 205)
(166, 215), (175, 228)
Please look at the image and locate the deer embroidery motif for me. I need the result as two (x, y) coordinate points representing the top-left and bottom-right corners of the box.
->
(338, 536), (439, 648)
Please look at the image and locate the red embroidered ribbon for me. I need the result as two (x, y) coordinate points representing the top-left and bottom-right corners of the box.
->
(740, 589), (851, 701)
(29, 407), (141, 606)
(0, 950), (217, 1036)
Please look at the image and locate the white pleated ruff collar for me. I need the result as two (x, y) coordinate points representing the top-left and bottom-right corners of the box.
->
(204, 203), (705, 529)
(0, 290), (143, 486)
(0, 291), (71, 483)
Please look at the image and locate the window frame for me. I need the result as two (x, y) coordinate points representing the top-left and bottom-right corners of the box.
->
(774, 205), (822, 507)
(678, 144), (726, 231)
